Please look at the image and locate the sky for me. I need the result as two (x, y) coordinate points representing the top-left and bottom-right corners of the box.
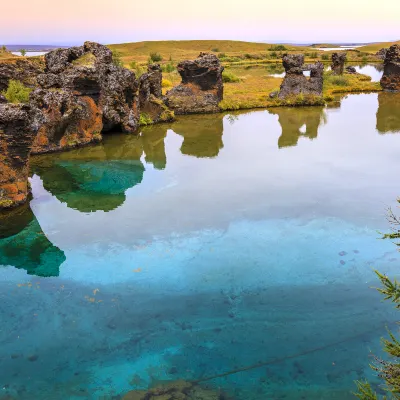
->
(1, 0), (399, 45)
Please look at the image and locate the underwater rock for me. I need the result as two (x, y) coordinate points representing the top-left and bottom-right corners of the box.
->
(30, 89), (103, 154)
(122, 380), (226, 400)
(380, 44), (400, 91)
(0, 103), (43, 209)
(165, 53), (224, 114)
(0, 58), (44, 91)
(278, 54), (323, 100)
(331, 53), (347, 75)
(376, 92), (400, 133)
(139, 64), (174, 124)
(0, 203), (66, 276)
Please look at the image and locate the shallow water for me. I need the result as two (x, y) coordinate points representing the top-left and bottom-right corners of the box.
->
(11, 51), (47, 57)
(1, 93), (400, 399)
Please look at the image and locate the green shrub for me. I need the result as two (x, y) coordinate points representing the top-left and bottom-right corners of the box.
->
(2, 80), (32, 103)
(310, 52), (318, 59)
(112, 51), (123, 67)
(211, 48), (219, 52)
(139, 113), (153, 126)
(321, 54), (330, 60)
(269, 45), (287, 51)
(129, 61), (145, 77)
(270, 51), (278, 58)
(20, 49), (27, 56)
(218, 53), (226, 59)
(330, 75), (349, 86)
(162, 79), (173, 88)
(161, 62), (175, 73)
(222, 70), (240, 83)
(149, 52), (163, 62)
(244, 53), (252, 59)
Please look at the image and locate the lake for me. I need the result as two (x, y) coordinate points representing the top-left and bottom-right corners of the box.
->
(1, 92), (400, 399)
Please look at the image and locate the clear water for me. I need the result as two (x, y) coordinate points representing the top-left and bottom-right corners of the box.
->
(11, 51), (48, 57)
(1, 93), (400, 399)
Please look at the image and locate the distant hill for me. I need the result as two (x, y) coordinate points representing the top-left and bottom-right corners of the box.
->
(359, 40), (400, 53)
(108, 40), (309, 64)
(3, 45), (68, 52)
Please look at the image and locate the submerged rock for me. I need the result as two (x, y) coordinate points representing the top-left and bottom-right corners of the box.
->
(122, 380), (226, 400)
(380, 44), (400, 91)
(139, 64), (174, 124)
(165, 53), (224, 114)
(31, 89), (103, 154)
(278, 54), (323, 100)
(331, 53), (347, 75)
(0, 103), (43, 209)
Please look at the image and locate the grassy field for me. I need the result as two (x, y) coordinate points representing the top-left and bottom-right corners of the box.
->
(359, 40), (400, 53)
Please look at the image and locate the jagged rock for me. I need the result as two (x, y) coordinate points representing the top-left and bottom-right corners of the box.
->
(139, 64), (174, 124)
(0, 58), (44, 91)
(30, 89), (103, 154)
(331, 53), (347, 75)
(0, 103), (43, 209)
(380, 44), (400, 92)
(40, 41), (140, 132)
(345, 66), (357, 74)
(165, 53), (224, 114)
(278, 54), (323, 100)
(376, 48), (388, 60)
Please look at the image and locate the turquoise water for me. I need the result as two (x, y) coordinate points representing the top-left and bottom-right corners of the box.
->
(1, 92), (400, 399)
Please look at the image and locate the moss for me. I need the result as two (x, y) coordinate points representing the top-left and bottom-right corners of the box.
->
(0, 199), (14, 209)
(139, 113), (153, 126)
(2, 79), (32, 104)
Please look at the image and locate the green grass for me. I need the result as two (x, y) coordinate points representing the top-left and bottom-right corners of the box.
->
(222, 70), (241, 83)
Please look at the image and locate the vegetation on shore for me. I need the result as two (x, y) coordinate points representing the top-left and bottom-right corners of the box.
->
(355, 199), (400, 400)
(2, 79), (32, 103)
(359, 40), (400, 54)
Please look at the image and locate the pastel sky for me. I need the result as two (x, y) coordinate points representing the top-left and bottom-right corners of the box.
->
(2, 0), (399, 45)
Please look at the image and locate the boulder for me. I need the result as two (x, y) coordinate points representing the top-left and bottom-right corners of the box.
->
(139, 64), (174, 124)
(0, 103), (43, 209)
(278, 54), (323, 100)
(165, 53), (224, 114)
(30, 89), (103, 154)
(345, 66), (357, 74)
(331, 52), (347, 75)
(0, 94), (7, 103)
(380, 44), (400, 91)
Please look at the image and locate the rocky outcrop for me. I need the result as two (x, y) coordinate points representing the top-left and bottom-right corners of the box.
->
(165, 53), (224, 114)
(0, 58), (44, 91)
(331, 53), (347, 75)
(0, 103), (43, 208)
(30, 89), (103, 154)
(37, 41), (140, 133)
(278, 54), (324, 100)
(380, 44), (400, 92)
(376, 48), (388, 60)
(139, 64), (174, 124)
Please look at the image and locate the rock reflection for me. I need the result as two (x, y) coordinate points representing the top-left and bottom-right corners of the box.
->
(376, 92), (400, 134)
(0, 204), (66, 277)
(269, 107), (326, 148)
(141, 125), (168, 170)
(30, 135), (145, 212)
(171, 114), (224, 158)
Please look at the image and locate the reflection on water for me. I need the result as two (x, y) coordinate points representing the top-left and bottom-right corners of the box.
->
(0, 205), (65, 277)
(376, 92), (400, 134)
(1, 93), (400, 399)
(353, 64), (383, 82)
(268, 107), (326, 148)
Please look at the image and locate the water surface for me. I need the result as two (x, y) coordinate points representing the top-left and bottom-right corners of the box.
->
(1, 93), (400, 399)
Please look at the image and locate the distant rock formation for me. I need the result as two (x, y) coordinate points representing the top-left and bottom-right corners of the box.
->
(0, 103), (43, 209)
(165, 53), (224, 114)
(139, 64), (174, 124)
(278, 54), (324, 100)
(376, 48), (388, 60)
(380, 44), (400, 91)
(331, 53), (347, 75)
(345, 66), (357, 74)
